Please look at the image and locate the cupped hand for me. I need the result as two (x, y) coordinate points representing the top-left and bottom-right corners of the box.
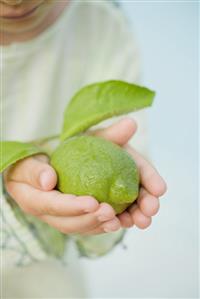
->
(4, 155), (121, 235)
(5, 118), (166, 236)
(92, 118), (167, 233)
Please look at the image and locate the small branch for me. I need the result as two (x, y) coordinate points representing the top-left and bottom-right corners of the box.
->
(32, 134), (59, 146)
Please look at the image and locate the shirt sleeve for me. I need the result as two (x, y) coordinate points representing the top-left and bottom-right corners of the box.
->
(0, 175), (48, 266)
(0, 136), (73, 267)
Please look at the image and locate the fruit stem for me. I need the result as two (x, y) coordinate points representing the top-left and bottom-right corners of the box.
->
(32, 134), (59, 146)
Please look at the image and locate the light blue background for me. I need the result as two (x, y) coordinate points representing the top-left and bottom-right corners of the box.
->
(81, 2), (198, 298)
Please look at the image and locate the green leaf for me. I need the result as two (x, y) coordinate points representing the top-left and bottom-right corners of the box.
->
(61, 80), (155, 141)
(0, 141), (45, 173)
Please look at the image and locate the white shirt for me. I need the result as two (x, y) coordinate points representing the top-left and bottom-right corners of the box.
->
(1, 0), (144, 143)
(1, 1), (148, 297)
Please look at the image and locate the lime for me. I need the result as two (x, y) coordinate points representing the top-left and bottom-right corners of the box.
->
(51, 135), (139, 214)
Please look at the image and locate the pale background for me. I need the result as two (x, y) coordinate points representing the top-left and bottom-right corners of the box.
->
(79, 1), (199, 298)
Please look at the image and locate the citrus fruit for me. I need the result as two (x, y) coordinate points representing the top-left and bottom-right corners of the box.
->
(51, 135), (139, 214)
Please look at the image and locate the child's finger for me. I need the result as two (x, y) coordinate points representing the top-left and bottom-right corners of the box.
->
(82, 218), (122, 235)
(124, 145), (167, 197)
(137, 188), (160, 217)
(6, 155), (57, 191)
(92, 118), (137, 146)
(117, 211), (134, 228)
(129, 205), (152, 229)
(6, 181), (99, 216)
(39, 204), (119, 234)
(73, 218), (121, 235)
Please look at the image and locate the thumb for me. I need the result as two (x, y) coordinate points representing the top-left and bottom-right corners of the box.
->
(93, 118), (137, 146)
(6, 154), (57, 191)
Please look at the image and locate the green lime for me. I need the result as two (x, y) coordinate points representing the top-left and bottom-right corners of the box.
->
(50, 136), (139, 214)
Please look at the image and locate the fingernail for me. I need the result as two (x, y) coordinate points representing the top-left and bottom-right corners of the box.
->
(40, 170), (51, 189)
(103, 219), (120, 232)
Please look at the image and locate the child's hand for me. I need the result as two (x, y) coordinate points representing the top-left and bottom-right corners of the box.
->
(4, 155), (121, 235)
(4, 118), (166, 236)
(87, 118), (167, 234)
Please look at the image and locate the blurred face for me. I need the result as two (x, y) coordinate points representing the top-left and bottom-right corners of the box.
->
(0, 0), (64, 34)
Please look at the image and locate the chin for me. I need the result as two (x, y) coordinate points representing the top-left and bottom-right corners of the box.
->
(0, 0), (54, 35)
